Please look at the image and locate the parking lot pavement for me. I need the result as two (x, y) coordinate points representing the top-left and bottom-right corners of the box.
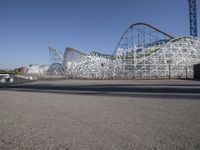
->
(1, 80), (200, 149)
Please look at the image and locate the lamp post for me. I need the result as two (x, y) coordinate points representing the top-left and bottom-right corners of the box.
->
(185, 62), (188, 79)
(167, 60), (172, 79)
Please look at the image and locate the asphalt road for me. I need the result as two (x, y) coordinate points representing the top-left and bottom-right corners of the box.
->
(1, 79), (200, 149)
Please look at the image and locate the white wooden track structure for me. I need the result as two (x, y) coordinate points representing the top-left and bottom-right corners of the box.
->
(50, 23), (200, 79)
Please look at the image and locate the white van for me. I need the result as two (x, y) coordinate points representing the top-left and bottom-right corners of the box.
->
(0, 74), (13, 83)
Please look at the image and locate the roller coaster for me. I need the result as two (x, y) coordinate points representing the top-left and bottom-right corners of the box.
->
(112, 23), (200, 79)
(48, 22), (200, 79)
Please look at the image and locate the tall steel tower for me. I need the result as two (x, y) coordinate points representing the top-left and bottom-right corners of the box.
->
(188, 0), (197, 36)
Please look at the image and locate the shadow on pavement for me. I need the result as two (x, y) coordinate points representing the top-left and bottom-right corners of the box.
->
(1, 82), (200, 99)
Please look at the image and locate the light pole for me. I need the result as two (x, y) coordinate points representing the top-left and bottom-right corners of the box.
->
(167, 60), (172, 79)
(185, 62), (188, 79)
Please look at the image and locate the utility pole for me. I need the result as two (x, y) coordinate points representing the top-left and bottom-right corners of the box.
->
(188, 0), (198, 36)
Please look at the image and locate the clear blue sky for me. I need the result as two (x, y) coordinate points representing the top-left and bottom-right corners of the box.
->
(0, 0), (199, 69)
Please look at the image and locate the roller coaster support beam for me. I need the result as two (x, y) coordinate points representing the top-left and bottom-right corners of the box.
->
(188, 0), (197, 36)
